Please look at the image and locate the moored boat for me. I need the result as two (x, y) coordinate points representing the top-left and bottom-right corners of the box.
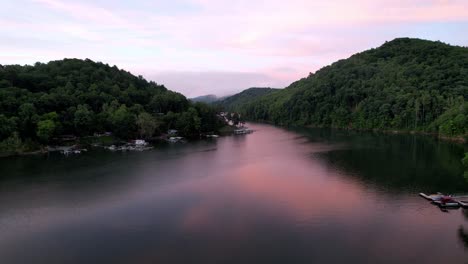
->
(433, 196), (460, 208)
(420, 192), (461, 208)
(234, 128), (253, 135)
(432, 199), (460, 208)
(168, 137), (185, 143)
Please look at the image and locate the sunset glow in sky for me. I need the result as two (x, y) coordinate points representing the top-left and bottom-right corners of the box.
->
(1, 0), (468, 96)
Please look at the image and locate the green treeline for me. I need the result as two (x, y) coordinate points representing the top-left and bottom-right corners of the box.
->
(0, 59), (224, 152)
(232, 38), (468, 138)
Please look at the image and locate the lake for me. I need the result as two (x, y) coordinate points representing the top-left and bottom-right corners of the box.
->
(0, 123), (467, 263)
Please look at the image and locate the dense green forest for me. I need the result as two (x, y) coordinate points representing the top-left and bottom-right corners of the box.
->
(228, 38), (467, 138)
(0, 59), (224, 153)
(217, 87), (279, 112)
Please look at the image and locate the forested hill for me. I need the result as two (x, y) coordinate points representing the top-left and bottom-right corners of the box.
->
(190, 94), (219, 103)
(217, 87), (279, 112)
(0, 59), (224, 151)
(234, 38), (468, 138)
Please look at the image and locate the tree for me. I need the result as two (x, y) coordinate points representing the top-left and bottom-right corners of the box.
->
(18, 103), (38, 138)
(111, 105), (135, 139)
(74, 104), (94, 136)
(194, 102), (223, 133)
(176, 107), (201, 138)
(0, 132), (23, 153)
(37, 119), (56, 143)
(136, 112), (158, 138)
(232, 113), (240, 126)
(0, 114), (17, 140)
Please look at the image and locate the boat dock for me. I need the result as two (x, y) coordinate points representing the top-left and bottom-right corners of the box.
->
(419, 192), (468, 209)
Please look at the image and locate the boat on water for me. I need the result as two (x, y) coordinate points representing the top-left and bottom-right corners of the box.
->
(432, 197), (460, 208)
(168, 137), (186, 143)
(106, 142), (153, 151)
(59, 146), (87, 155)
(234, 128), (253, 135)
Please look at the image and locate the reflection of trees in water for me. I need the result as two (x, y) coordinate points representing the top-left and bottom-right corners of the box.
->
(459, 154), (468, 250)
(458, 209), (468, 249)
(317, 136), (466, 192)
(294, 127), (468, 193)
(463, 152), (468, 184)
(458, 226), (468, 249)
(463, 208), (468, 220)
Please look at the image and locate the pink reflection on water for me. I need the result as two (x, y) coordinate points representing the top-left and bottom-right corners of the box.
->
(1, 123), (467, 262)
(175, 124), (468, 263)
(179, 124), (372, 233)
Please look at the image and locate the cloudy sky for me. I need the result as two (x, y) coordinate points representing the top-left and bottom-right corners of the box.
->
(1, 0), (468, 97)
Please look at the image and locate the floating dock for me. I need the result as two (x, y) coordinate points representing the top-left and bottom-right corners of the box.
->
(419, 193), (443, 201)
(457, 200), (468, 208)
(419, 192), (464, 209)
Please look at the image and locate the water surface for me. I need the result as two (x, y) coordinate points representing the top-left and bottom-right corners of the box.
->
(0, 124), (467, 263)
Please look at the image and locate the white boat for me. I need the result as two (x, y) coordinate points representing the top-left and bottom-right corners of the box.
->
(108, 145), (117, 151)
(60, 148), (85, 155)
(134, 139), (148, 146)
(234, 128), (253, 135)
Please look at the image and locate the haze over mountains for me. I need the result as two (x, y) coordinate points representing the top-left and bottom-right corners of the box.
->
(216, 88), (280, 112)
(189, 94), (220, 104)
(190, 87), (279, 106)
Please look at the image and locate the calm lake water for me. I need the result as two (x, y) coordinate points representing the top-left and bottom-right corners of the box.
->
(1, 123), (467, 263)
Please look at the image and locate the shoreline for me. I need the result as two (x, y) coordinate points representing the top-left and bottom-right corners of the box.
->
(312, 125), (466, 144)
(0, 126), (239, 158)
(306, 125), (467, 144)
(249, 119), (467, 144)
(1, 124), (465, 158)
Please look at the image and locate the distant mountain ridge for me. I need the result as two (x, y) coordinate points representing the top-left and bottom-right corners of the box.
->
(217, 87), (280, 112)
(226, 38), (468, 138)
(189, 94), (220, 103)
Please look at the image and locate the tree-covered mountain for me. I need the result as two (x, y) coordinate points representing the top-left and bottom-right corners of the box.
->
(190, 94), (220, 103)
(217, 87), (280, 112)
(0, 59), (225, 152)
(232, 38), (468, 138)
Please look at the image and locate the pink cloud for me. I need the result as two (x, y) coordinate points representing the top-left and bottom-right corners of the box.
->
(3, 0), (468, 95)
(32, 0), (125, 26)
